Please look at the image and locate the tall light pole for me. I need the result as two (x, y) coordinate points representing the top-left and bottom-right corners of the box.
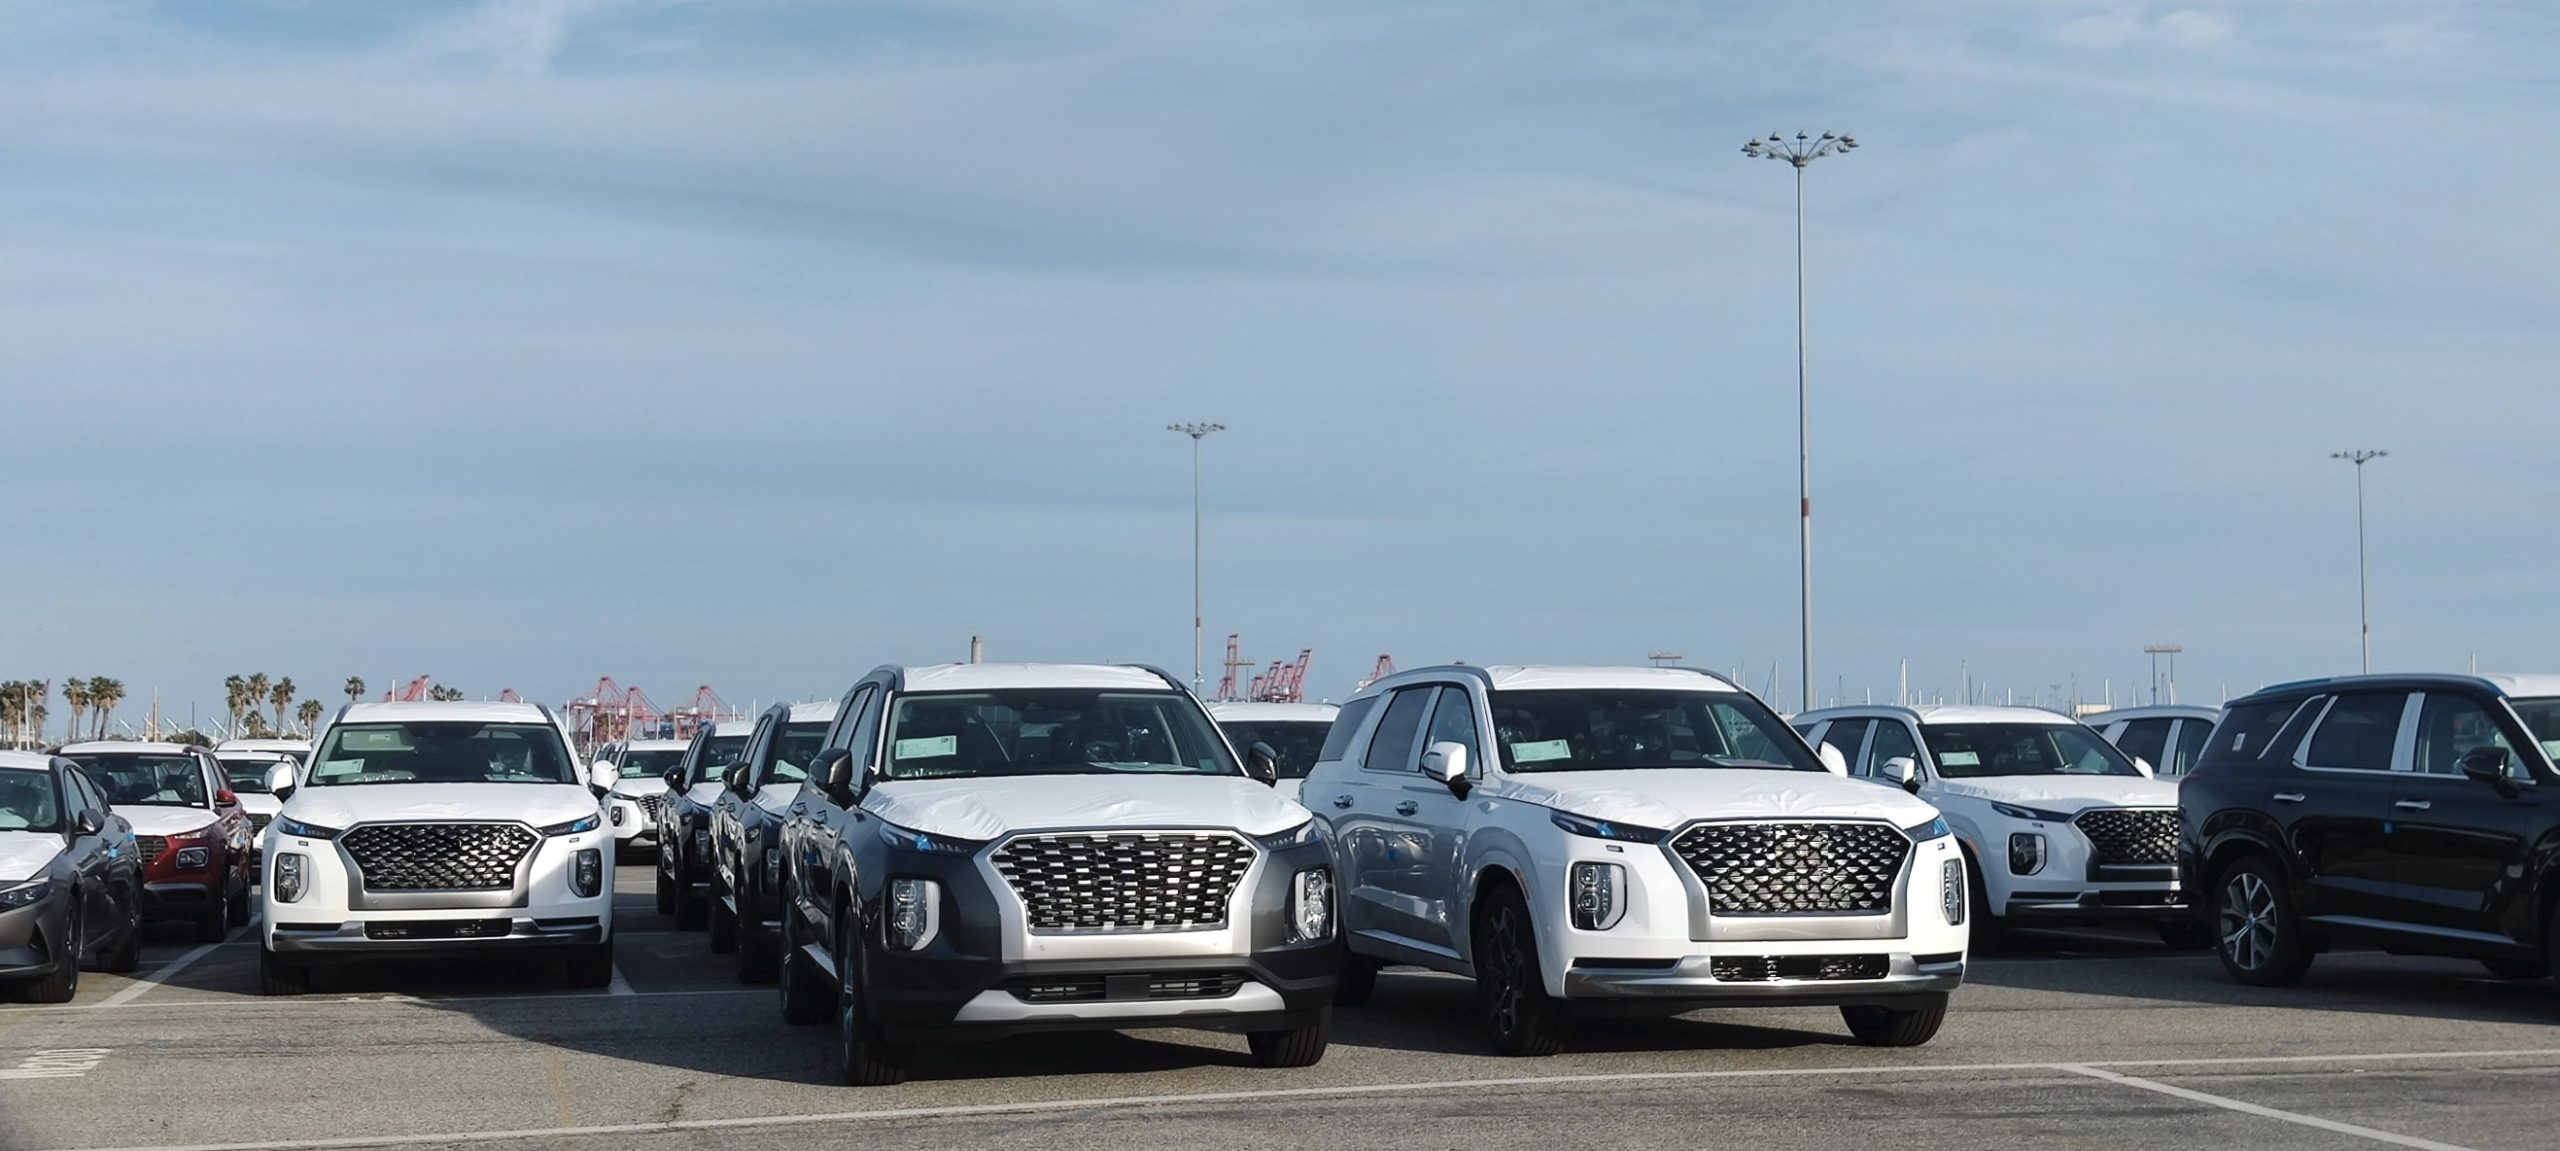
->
(1742, 130), (1857, 713)
(1168, 422), (1226, 695)
(2332, 449), (2386, 673)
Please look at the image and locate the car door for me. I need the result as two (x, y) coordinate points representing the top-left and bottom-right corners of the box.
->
(2164, 719), (2214, 778)
(2380, 690), (2539, 938)
(61, 768), (114, 936)
(798, 686), (878, 937)
(2280, 692), (2408, 920)
(1332, 685), (1436, 954)
(1866, 716), (1922, 785)
(717, 711), (780, 893)
(1816, 718), (1873, 778)
(1394, 684), (1484, 956)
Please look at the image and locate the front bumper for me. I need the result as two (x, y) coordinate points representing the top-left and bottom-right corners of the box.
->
(1562, 951), (1963, 1009)
(267, 916), (607, 960)
(0, 896), (71, 984)
(262, 823), (614, 956)
(141, 879), (221, 919)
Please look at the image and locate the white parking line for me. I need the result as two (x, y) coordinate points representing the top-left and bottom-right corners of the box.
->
(606, 964), (636, 996)
(0, 986), (767, 1015)
(2060, 1064), (2483, 1151)
(94, 927), (242, 1010)
(32, 1048), (2558, 1151)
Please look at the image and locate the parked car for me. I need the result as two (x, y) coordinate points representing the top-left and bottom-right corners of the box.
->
(709, 701), (837, 981)
(2086, 705), (2222, 779)
(2179, 673), (2560, 987)
(58, 742), (254, 942)
(211, 749), (292, 854)
(602, 739), (686, 859)
(256, 701), (619, 995)
(215, 738), (311, 767)
(655, 719), (753, 930)
(1, 751), (144, 1002)
(1207, 701), (1340, 803)
(1312, 666), (1964, 1055)
(1793, 704), (2191, 947)
(778, 663), (1331, 1085)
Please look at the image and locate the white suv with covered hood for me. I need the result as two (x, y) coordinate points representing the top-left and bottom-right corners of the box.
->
(1307, 666), (1966, 1055)
(257, 702), (621, 994)
(1794, 704), (2189, 946)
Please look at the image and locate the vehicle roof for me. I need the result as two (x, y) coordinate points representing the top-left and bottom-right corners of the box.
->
(215, 739), (311, 753)
(0, 750), (57, 771)
(706, 719), (756, 737)
(623, 739), (689, 751)
(212, 748), (294, 762)
(2239, 673), (2560, 703)
(1206, 701), (1341, 722)
(58, 741), (201, 756)
(1794, 704), (2080, 727)
(336, 701), (556, 725)
(1370, 665), (1745, 695)
(2481, 674), (2560, 700)
(787, 700), (841, 723)
(2083, 705), (2221, 723)
(897, 663), (1182, 693)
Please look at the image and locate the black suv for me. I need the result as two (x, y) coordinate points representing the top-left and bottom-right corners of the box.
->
(2178, 673), (2560, 986)
(654, 719), (753, 931)
(707, 700), (835, 982)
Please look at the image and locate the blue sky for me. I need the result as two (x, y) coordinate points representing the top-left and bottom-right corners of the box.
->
(3, 0), (2555, 725)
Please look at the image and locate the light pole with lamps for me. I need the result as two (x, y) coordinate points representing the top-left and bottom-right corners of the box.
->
(2332, 449), (2386, 673)
(1168, 422), (1226, 695)
(1742, 130), (1857, 713)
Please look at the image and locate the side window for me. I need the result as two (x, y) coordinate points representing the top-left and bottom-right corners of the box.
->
(2209, 699), (2304, 761)
(1361, 688), (1435, 774)
(2114, 720), (2171, 773)
(1317, 696), (1380, 764)
(1422, 687), (1484, 774)
(1818, 719), (1871, 774)
(2167, 719), (2213, 777)
(2411, 693), (2521, 779)
(843, 688), (883, 773)
(2302, 693), (2408, 772)
(68, 769), (104, 815)
(1867, 720), (1919, 776)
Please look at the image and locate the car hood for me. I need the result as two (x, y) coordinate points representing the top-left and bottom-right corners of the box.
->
(684, 783), (723, 807)
(0, 831), (62, 884)
(864, 775), (1309, 841)
(282, 783), (601, 828)
(119, 806), (221, 837)
(611, 778), (669, 799)
(753, 783), (801, 817)
(1931, 775), (2179, 812)
(1489, 768), (1941, 831)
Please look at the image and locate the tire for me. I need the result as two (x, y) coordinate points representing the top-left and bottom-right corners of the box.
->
(22, 906), (81, 1004)
(2214, 855), (2313, 987)
(227, 877), (252, 926)
(835, 915), (912, 1086)
(260, 946), (311, 997)
(1471, 882), (1568, 1057)
(1334, 947), (1380, 1007)
(564, 939), (615, 989)
(1841, 994), (1949, 1047)
(737, 873), (779, 984)
(779, 893), (834, 1025)
(2156, 916), (2215, 951)
(196, 887), (231, 944)
(655, 866), (676, 916)
(2479, 956), (2550, 981)
(1965, 853), (2007, 953)
(708, 882), (739, 955)
(100, 892), (142, 975)
(1248, 1008), (1331, 1068)
(673, 859), (708, 931)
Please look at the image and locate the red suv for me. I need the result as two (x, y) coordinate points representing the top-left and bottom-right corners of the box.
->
(57, 743), (254, 942)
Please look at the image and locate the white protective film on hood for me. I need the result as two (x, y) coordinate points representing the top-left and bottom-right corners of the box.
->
(1489, 768), (1940, 831)
(613, 777), (670, 799)
(863, 775), (1310, 841)
(1932, 774), (2180, 812)
(282, 783), (602, 830)
(0, 831), (63, 884)
(754, 783), (800, 816)
(116, 806), (222, 837)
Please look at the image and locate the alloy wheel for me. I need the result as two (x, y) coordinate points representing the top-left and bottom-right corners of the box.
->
(1483, 905), (1526, 1038)
(2221, 870), (2277, 971)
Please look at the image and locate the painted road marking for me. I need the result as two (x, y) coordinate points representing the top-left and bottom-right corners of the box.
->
(2061, 1064), (2482, 1151)
(0, 1049), (111, 1081)
(29, 1048), (2560, 1151)
(0, 987), (769, 1016)
(606, 964), (636, 996)
(96, 928), (241, 1009)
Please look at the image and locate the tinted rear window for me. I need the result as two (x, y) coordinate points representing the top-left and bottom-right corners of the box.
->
(1317, 697), (1379, 763)
(2205, 699), (2308, 763)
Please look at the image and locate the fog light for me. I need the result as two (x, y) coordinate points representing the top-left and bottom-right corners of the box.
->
(174, 847), (210, 871)
(1570, 861), (1626, 931)
(273, 853), (308, 904)
(887, 878), (940, 951)
(763, 847), (783, 891)
(572, 849), (602, 898)
(1942, 858), (1966, 925)
(1290, 868), (1333, 942)
(2009, 833), (2046, 876)
(609, 806), (626, 827)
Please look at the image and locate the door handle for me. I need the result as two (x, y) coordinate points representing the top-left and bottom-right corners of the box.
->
(2394, 799), (2432, 812)
(2271, 792), (2306, 803)
(1395, 800), (1419, 816)
(1331, 795), (1354, 809)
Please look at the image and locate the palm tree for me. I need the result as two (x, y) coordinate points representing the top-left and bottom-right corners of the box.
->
(224, 675), (249, 733)
(270, 677), (296, 731)
(344, 676), (366, 703)
(297, 699), (324, 734)
(62, 679), (90, 745)
(90, 678), (123, 740)
(246, 673), (271, 731)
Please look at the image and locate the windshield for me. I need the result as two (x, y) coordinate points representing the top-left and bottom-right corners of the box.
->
(0, 768), (62, 833)
(1923, 723), (2142, 778)
(620, 748), (686, 778)
(214, 755), (281, 793)
(77, 755), (211, 808)
(766, 721), (829, 785)
(689, 734), (750, 785)
(880, 690), (1239, 781)
(1216, 721), (1334, 780)
(1488, 690), (1823, 773)
(309, 722), (578, 787)
(2509, 699), (2560, 762)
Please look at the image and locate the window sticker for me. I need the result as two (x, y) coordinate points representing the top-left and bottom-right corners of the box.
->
(2543, 740), (2560, 760)
(1937, 751), (1981, 767)
(1510, 739), (1572, 763)
(894, 735), (956, 759)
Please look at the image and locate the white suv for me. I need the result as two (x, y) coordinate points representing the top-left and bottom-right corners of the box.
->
(1308, 666), (1966, 1055)
(257, 701), (621, 994)
(1793, 704), (2190, 946)
(602, 738), (686, 855)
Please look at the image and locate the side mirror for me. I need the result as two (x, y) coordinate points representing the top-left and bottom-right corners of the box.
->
(812, 747), (856, 800)
(1245, 742), (1280, 787)
(1420, 741), (1470, 796)
(724, 764), (752, 796)
(2459, 746), (2518, 795)
(73, 809), (103, 837)
(589, 760), (621, 794)
(265, 762), (298, 802)
(215, 789), (239, 808)
(662, 767), (686, 791)
(1817, 744), (1849, 776)
(1879, 756), (1922, 793)
(2132, 756), (2157, 778)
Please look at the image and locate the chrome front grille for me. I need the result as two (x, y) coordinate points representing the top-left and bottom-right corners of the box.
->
(2075, 808), (2178, 866)
(634, 793), (666, 821)
(1671, 821), (1909, 916)
(990, 832), (1256, 933)
(136, 835), (168, 865)
(342, 822), (538, 891)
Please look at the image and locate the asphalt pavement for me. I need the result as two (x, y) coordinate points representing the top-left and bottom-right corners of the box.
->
(3, 866), (2555, 1151)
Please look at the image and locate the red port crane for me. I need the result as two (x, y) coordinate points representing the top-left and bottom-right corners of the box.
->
(1215, 635), (1254, 702)
(1248, 650), (1313, 703)
(665, 685), (740, 739)
(383, 675), (434, 702)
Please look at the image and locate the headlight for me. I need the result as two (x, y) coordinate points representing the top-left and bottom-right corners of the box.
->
(276, 817), (342, 841)
(1549, 811), (1668, 844)
(174, 847), (211, 871)
(273, 853), (309, 904)
(1289, 868), (1333, 942)
(1255, 819), (1323, 850)
(875, 821), (983, 856)
(1903, 815), (1952, 841)
(886, 878), (941, 951)
(571, 849), (603, 898)
(1569, 861), (1626, 931)
(0, 879), (50, 908)
(540, 814), (602, 836)
(1942, 858), (1966, 925)
(1990, 802), (2071, 823)
(608, 806), (626, 827)
(2009, 832), (2046, 876)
